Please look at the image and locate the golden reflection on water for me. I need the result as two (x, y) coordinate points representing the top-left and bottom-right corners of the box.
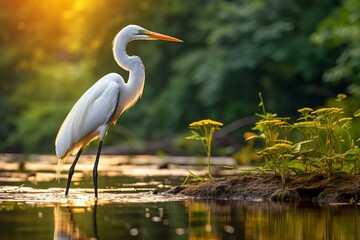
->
(4, 197), (359, 239)
(54, 200), (360, 240)
(185, 200), (360, 240)
(50, 199), (360, 240)
(53, 199), (98, 240)
(54, 205), (86, 240)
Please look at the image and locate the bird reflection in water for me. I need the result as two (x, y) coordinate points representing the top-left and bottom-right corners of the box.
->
(53, 200), (98, 240)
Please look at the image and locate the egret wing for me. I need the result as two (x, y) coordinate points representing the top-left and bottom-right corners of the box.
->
(55, 73), (122, 158)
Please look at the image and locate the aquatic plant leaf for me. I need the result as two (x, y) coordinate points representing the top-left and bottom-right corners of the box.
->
(341, 163), (354, 173)
(288, 160), (306, 172)
(245, 134), (264, 141)
(344, 148), (360, 160)
(292, 140), (314, 153)
(186, 131), (205, 141)
(187, 170), (205, 182)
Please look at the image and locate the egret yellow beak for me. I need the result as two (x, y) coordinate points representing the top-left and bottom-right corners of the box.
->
(148, 31), (183, 42)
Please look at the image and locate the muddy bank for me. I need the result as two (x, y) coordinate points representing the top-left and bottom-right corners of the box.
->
(169, 174), (360, 203)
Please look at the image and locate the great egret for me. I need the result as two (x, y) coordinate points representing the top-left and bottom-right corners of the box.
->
(55, 25), (182, 198)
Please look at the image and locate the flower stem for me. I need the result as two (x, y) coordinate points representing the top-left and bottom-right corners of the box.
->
(207, 131), (213, 178)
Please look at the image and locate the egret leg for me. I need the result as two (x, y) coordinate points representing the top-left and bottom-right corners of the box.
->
(65, 149), (83, 196)
(93, 141), (103, 198)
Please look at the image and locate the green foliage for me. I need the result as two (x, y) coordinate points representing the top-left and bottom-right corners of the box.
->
(0, 0), (358, 154)
(250, 94), (360, 186)
(311, 0), (360, 97)
(161, 0), (339, 128)
(9, 62), (95, 152)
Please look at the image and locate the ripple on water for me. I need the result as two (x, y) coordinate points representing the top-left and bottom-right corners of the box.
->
(0, 186), (187, 207)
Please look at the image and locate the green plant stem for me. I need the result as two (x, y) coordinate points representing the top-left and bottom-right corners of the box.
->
(259, 92), (266, 115)
(207, 129), (213, 178)
(207, 140), (212, 178)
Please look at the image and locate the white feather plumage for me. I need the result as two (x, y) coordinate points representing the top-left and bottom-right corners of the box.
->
(55, 73), (123, 159)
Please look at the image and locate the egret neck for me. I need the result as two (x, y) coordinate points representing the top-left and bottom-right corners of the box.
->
(112, 31), (145, 114)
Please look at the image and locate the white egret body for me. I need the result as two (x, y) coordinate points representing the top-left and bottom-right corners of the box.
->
(55, 25), (182, 198)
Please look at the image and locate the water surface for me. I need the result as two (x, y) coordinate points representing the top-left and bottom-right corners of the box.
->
(0, 154), (359, 239)
(1, 198), (360, 240)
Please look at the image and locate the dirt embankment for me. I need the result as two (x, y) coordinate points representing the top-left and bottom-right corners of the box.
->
(169, 174), (360, 203)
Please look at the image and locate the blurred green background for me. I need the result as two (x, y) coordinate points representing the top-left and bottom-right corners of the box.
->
(1, 0), (359, 155)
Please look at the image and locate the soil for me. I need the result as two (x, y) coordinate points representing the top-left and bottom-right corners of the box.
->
(168, 174), (360, 203)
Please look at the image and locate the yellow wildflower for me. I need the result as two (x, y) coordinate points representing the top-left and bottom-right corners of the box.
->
(311, 107), (343, 115)
(186, 119), (223, 180)
(298, 107), (314, 114)
(336, 93), (347, 101)
(275, 139), (293, 145)
(262, 143), (292, 154)
(338, 117), (352, 123)
(294, 121), (316, 127)
(189, 119), (223, 128)
(255, 119), (284, 126)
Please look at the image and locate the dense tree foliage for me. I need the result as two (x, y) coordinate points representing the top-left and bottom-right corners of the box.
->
(312, 0), (360, 96)
(0, 0), (358, 154)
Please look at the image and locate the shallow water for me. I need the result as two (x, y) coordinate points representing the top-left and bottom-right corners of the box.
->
(2, 198), (360, 240)
(1, 155), (360, 239)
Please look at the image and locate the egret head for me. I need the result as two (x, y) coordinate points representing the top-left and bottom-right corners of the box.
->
(122, 25), (183, 42)
(112, 25), (182, 69)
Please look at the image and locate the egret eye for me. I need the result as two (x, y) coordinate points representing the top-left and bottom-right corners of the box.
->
(136, 29), (149, 35)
